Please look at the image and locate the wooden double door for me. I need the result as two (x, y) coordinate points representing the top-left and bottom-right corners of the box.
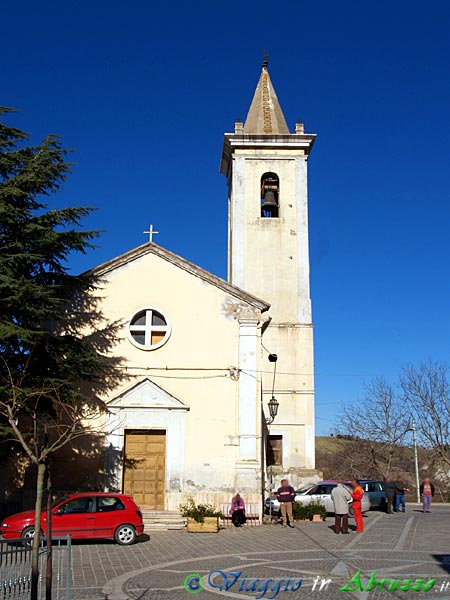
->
(123, 430), (166, 509)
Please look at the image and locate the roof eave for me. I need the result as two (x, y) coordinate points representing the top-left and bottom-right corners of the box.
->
(87, 242), (270, 313)
(220, 132), (316, 176)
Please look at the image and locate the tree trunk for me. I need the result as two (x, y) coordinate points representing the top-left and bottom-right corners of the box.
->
(46, 461), (53, 600)
(31, 461), (46, 600)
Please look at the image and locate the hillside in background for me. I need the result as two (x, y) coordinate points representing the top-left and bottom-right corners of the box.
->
(315, 436), (450, 502)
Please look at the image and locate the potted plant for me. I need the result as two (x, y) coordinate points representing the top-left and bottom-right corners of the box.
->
(306, 500), (327, 522)
(180, 497), (223, 532)
(293, 501), (309, 522)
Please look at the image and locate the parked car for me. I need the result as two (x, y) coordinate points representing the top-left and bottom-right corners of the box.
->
(359, 480), (387, 510)
(0, 493), (144, 545)
(265, 481), (371, 515)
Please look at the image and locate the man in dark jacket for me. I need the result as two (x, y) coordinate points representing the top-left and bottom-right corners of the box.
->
(382, 477), (395, 514)
(394, 477), (410, 513)
(276, 479), (295, 528)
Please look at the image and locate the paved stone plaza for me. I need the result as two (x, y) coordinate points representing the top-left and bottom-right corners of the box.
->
(67, 506), (450, 600)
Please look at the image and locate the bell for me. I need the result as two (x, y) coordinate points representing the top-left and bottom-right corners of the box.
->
(261, 190), (278, 210)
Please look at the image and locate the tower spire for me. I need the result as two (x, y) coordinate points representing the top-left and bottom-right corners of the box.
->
(243, 60), (289, 135)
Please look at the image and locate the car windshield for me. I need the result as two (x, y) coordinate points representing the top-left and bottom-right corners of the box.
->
(296, 486), (313, 495)
(51, 495), (69, 509)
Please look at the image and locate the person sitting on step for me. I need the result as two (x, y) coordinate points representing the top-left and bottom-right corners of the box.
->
(230, 493), (247, 527)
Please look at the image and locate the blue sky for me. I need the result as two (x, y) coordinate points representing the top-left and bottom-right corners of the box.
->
(3, 0), (449, 434)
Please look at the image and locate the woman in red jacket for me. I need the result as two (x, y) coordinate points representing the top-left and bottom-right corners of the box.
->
(350, 479), (364, 533)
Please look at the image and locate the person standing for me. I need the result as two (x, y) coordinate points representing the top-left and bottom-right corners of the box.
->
(276, 479), (295, 528)
(350, 479), (364, 533)
(382, 476), (395, 514)
(394, 477), (410, 513)
(229, 493), (246, 527)
(420, 478), (435, 513)
(331, 483), (352, 534)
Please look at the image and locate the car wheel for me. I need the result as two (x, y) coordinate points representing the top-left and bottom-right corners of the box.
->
(349, 505), (354, 517)
(114, 524), (136, 545)
(21, 526), (40, 547)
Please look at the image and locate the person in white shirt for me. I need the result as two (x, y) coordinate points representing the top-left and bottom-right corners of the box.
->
(331, 483), (352, 534)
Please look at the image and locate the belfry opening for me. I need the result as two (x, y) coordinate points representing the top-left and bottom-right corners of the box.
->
(261, 172), (279, 218)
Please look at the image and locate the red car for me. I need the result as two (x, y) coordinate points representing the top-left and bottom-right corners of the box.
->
(0, 493), (144, 545)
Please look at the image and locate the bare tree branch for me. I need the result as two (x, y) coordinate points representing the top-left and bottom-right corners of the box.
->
(335, 378), (411, 478)
(401, 361), (450, 473)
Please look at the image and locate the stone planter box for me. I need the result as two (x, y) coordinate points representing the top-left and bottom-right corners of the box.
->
(187, 516), (219, 533)
(312, 514), (323, 522)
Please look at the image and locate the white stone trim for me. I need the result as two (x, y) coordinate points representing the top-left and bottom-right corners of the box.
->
(104, 379), (188, 503)
(304, 422), (315, 470)
(266, 427), (290, 468)
(230, 156), (246, 288)
(127, 305), (172, 351)
(238, 317), (259, 460)
(90, 241), (269, 312)
(295, 157), (312, 323)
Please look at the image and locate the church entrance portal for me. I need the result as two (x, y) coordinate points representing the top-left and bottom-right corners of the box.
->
(123, 430), (166, 509)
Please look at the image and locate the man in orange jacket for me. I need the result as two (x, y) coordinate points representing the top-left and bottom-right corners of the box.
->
(350, 479), (364, 533)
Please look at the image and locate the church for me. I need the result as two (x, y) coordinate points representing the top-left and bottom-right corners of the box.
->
(93, 59), (317, 513)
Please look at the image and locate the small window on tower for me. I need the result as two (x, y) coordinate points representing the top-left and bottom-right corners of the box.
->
(261, 173), (280, 218)
(267, 435), (283, 466)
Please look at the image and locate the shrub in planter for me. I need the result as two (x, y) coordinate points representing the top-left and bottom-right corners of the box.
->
(305, 500), (327, 521)
(180, 497), (223, 523)
(293, 501), (309, 521)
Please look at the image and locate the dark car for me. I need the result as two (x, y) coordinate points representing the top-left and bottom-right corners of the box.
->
(1, 493), (144, 545)
(359, 480), (387, 510)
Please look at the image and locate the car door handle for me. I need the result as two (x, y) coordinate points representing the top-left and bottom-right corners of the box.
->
(87, 517), (94, 520)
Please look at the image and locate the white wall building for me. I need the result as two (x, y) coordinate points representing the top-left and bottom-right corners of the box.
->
(92, 60), (318, 512)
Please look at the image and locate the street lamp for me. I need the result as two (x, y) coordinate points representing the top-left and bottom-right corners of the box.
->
(405, 419), (420, 503)
(262, 352), (279, 522)
(266, 396), (279, 424)
(412, 420), (420, 504)
(266, 353), (279, 424)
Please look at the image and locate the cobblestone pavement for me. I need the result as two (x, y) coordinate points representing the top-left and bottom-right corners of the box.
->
(66, 505), (450, 600)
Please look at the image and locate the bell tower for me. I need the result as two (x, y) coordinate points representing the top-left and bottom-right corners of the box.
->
(220, 59), (317, 476)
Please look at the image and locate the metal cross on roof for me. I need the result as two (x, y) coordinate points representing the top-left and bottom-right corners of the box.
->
(143, 224), (159, 242)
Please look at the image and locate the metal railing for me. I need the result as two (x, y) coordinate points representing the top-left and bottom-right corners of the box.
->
(0, 536), (71, 600)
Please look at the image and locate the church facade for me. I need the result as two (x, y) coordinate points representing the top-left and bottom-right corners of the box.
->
(95, 61), (317, 511)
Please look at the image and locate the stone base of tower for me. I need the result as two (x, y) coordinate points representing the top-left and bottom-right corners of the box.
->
(267, 466), (323, 490)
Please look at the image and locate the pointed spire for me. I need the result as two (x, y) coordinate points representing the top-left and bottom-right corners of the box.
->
(243, 57), (290, 135)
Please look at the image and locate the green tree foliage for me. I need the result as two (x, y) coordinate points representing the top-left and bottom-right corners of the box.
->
(0, 107), (122, 598)
(0, 107), (116, 410)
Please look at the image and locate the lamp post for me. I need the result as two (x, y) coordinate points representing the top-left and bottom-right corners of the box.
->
(265, 394), (279, 523)
(412, 420), (420, 504)
(264, 353), (279, 523)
